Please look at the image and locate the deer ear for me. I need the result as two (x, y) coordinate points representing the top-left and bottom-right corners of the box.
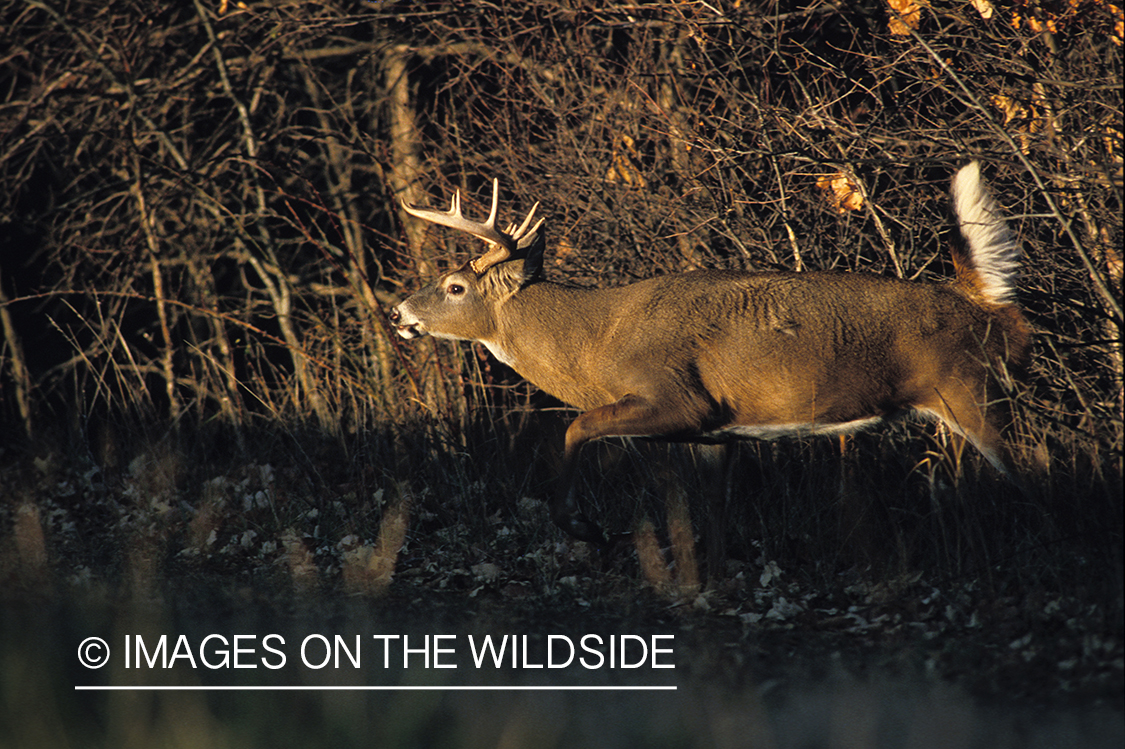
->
(519, 225), (545, 283)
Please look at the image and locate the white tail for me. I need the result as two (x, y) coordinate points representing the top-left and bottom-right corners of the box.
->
(391, 163), (1031, 546)
(951, 161), (1020, 305)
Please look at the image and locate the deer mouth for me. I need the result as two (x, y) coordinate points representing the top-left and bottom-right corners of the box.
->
(393, 322), (424, 339)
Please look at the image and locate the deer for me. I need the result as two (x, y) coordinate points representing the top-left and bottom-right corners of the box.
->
(389, 162), (1032, 549)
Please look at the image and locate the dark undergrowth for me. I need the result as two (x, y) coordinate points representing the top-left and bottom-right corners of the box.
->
(0, 413), (1120, 746)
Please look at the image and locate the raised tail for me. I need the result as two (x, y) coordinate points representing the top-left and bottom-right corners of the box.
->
(950, 161), (1020, 306)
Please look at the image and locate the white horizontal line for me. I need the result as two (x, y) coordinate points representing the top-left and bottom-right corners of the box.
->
(75, 685), (676, 692)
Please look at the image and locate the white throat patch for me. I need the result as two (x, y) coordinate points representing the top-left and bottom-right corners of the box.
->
(481, 340), (516, 367)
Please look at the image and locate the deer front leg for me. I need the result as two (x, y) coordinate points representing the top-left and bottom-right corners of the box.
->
(552, 393), (709, 547)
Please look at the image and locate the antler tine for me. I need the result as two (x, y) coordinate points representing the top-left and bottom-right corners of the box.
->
(483, 177), (501, 232)
(448, 189), (462, 219)
(507, 201), (544, 249)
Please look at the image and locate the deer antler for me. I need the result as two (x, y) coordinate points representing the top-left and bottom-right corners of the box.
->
(402, 179), (543, 274)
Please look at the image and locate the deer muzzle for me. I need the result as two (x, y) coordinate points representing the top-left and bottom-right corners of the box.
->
(389, 304), (425, 339)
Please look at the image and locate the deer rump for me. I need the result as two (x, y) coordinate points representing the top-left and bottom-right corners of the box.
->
(391, 163), (1031, 547)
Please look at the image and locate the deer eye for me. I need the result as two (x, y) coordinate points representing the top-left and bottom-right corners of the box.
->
(446, 283), (465, 296)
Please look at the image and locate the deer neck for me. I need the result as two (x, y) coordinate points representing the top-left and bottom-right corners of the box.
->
(484, 282), (618, 408)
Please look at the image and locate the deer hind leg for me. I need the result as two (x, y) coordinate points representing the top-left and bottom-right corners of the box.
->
(554, 393), (709, 548)
(695, 442), (732, 584)
(917, 384), (1018, 482)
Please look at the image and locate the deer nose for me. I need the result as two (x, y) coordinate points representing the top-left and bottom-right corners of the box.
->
(389, 307), (401, 325)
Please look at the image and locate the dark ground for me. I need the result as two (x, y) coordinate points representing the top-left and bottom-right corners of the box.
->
(0, 420), (1121, 748)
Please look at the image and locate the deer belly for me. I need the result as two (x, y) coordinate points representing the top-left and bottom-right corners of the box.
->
(704, 417), (885, 441)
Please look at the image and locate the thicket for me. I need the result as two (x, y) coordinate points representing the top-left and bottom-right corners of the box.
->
(1, 0), (1120, 434)
(0, 1), (1121, 574)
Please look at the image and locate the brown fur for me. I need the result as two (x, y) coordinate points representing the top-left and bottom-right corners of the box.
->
(391, 164), (1029, 546)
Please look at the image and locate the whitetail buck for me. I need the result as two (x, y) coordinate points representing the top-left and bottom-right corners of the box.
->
(390, 163), (1031, 547)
